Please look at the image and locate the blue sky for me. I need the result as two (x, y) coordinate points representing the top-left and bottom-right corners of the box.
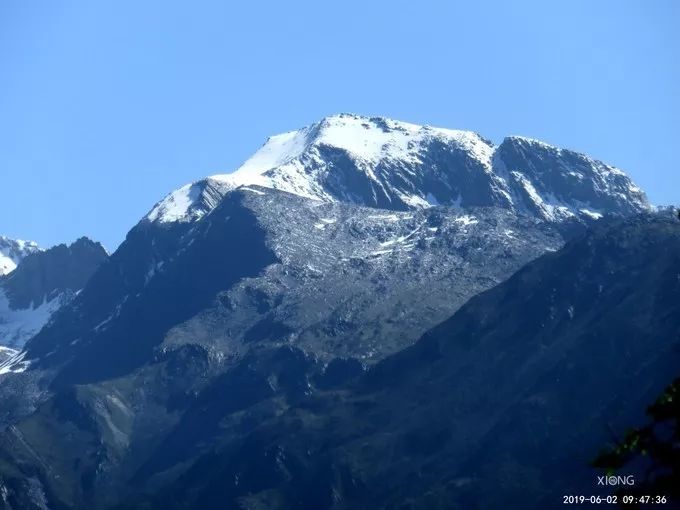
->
(1, 0), (678, 250)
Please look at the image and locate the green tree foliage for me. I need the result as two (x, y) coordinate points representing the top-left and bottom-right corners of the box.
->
(593, 378), (680, 508)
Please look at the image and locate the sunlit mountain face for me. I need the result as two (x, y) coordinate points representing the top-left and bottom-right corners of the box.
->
(0, 115), (672, 510)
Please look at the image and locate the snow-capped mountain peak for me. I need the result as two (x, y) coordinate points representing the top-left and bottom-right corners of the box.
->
(224, 114), (494, 175)
(211, 113), (495, 193)
(145, 113), (649, 224)
(0, 236), (40, 276)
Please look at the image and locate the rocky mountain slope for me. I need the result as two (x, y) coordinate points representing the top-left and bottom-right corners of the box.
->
(9, 113), (649, 381)
(0, 115), (657, 509)
(133, 215), (680, 510)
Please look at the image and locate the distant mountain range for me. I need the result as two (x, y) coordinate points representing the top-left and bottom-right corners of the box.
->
(0, 114), (674, 510)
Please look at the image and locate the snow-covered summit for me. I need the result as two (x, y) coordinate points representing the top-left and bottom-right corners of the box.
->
(210, 113), (495, 201)
(0, 236), (40, 276)
(145, 113), (650, 224)
(223, 113), (494, 177)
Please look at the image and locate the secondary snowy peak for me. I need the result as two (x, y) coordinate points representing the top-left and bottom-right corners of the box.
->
(0, 288), (67, 350)
(0, 237), (107, 349)
(496, 136), (649, 220)
(145, 113), (650, 223)
(0, 236), (40, 275)
(146, 178), (234, 224)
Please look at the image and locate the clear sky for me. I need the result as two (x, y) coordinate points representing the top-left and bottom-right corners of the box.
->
(1, 0), (678, 250)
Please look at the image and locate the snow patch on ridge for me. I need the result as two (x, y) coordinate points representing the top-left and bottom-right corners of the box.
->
(0, 289), (65, 349)
(146, 178), (234, 224)
(230, 128), (313, 177)
(0, 237), (41, 275)
(0, 348), (31, 375)
(580, 209), (603, 220)
(454, 215), (479, 226)
(146, 183), (200, 223)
